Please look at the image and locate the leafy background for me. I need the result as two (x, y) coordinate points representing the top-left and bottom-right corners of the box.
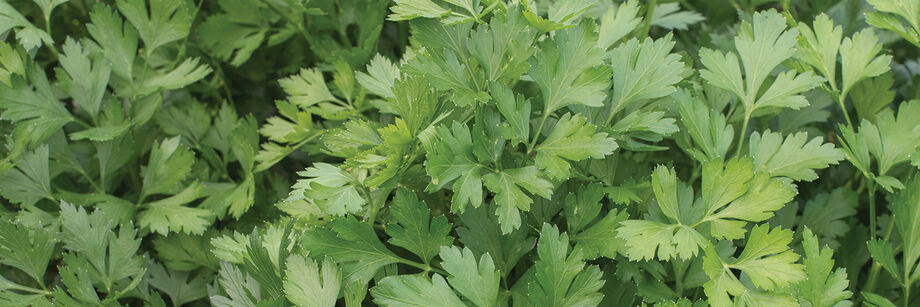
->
(0, 0), (919, 306)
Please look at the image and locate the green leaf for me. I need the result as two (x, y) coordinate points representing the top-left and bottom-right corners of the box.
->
(468, 7), (534, 83)
(650, 3), (704, 30)
(865, 0), (920, 47)
(535, 113), (617, 180)
(733, 224), (806, 290)
(522, 0), (593, 32)
(388, 0), (449, 21)
(891, 176), (920, 283)
(210, 262), (263, 307)
(703, 225), (804, 305)
(796, 13), (842, 87)
(529, 22), (611, 114)
(862, 292), (897, 307)
(152, 232), (220, 271)
(56, 38), (111, 119)
(674, 90), (734, 161)
(799, 188), (858, 248)
(356, 54), (401, 98)
(86, 3), (138, 80)
(482, 166), (553, 234)
(196, 0), (269, 67)
(439, 246), (500, 307)
(0, 2), (52, 50)
(456, 204), (535, 277)
(700, 10), (822, 116)
(283, 255), (341, 307)
(280, 68), (342, 108)
(386, 187), (454, 264)
(289, 162), (366, 216)
(60, 202), (146, 288)
(371, 274), (465, 307)
(140, 57), (212, 95)
(748, 130), (845, 181)
(527, 223), (605, 307)
(867, 239), (901, 284)
(0, 74), (73, 145)
(596, 0), (641, 49)
(851, 74), (895, 122)
(795, 227), (853, 307)
(0, 145), (53, 206)
(703, 159), (796, 240)
(301, 216), (403, 285)
(141, 137), (195, 198)
(138, 182), (211, 235)
(572, 208), (629, 260)
(147, 261), (208, 307)
(840, 28), (892, 99)
(116, 0), (195, 53)
(423, 122), (484, 212)
(617, 220), (707, 262)
(490, 81), (530, 144)
(404, 50), (485, 107)
(0, 220), (55, 286)
(840, 100), (920, 177)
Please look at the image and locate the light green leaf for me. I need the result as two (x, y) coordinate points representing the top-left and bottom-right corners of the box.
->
(140, 57), (213, 95)
(440, 246), (500, 307)
(674, 90), (734, 162)
(356, 54), (401, 98)
(283, 255), (341, 307)
(840, 28), (892, 99)
(748, 130), (845, 181)
(388, 0), (449, 21)
(650, 3), (704, 30)
(371, 274), (465, 307)
(796, 13), (842, 87)
(596, 0), (641, 49)
(289, 163), (366, 216)
(700, 10), (822, 116)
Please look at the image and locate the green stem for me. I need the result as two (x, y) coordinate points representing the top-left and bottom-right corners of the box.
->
(868, 180), (878, 239)
(638, 0), (657, 38)
(399, 259), (448, 276)
(527, 113), (551, 154)
(366, 187), (393, 226)
(863, 213), (897, 298)
(837, 95), (855, 128)
(735, 113), (750, 158)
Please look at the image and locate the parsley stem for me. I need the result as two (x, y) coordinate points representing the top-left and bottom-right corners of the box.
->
(863, 211), (897, 300)
(638, 0), (657, 39)
(527, 113), (550, 154)
(734, 113), (750, 158)
(868, 180), (877, 239)
(837, 95), (855, 128)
